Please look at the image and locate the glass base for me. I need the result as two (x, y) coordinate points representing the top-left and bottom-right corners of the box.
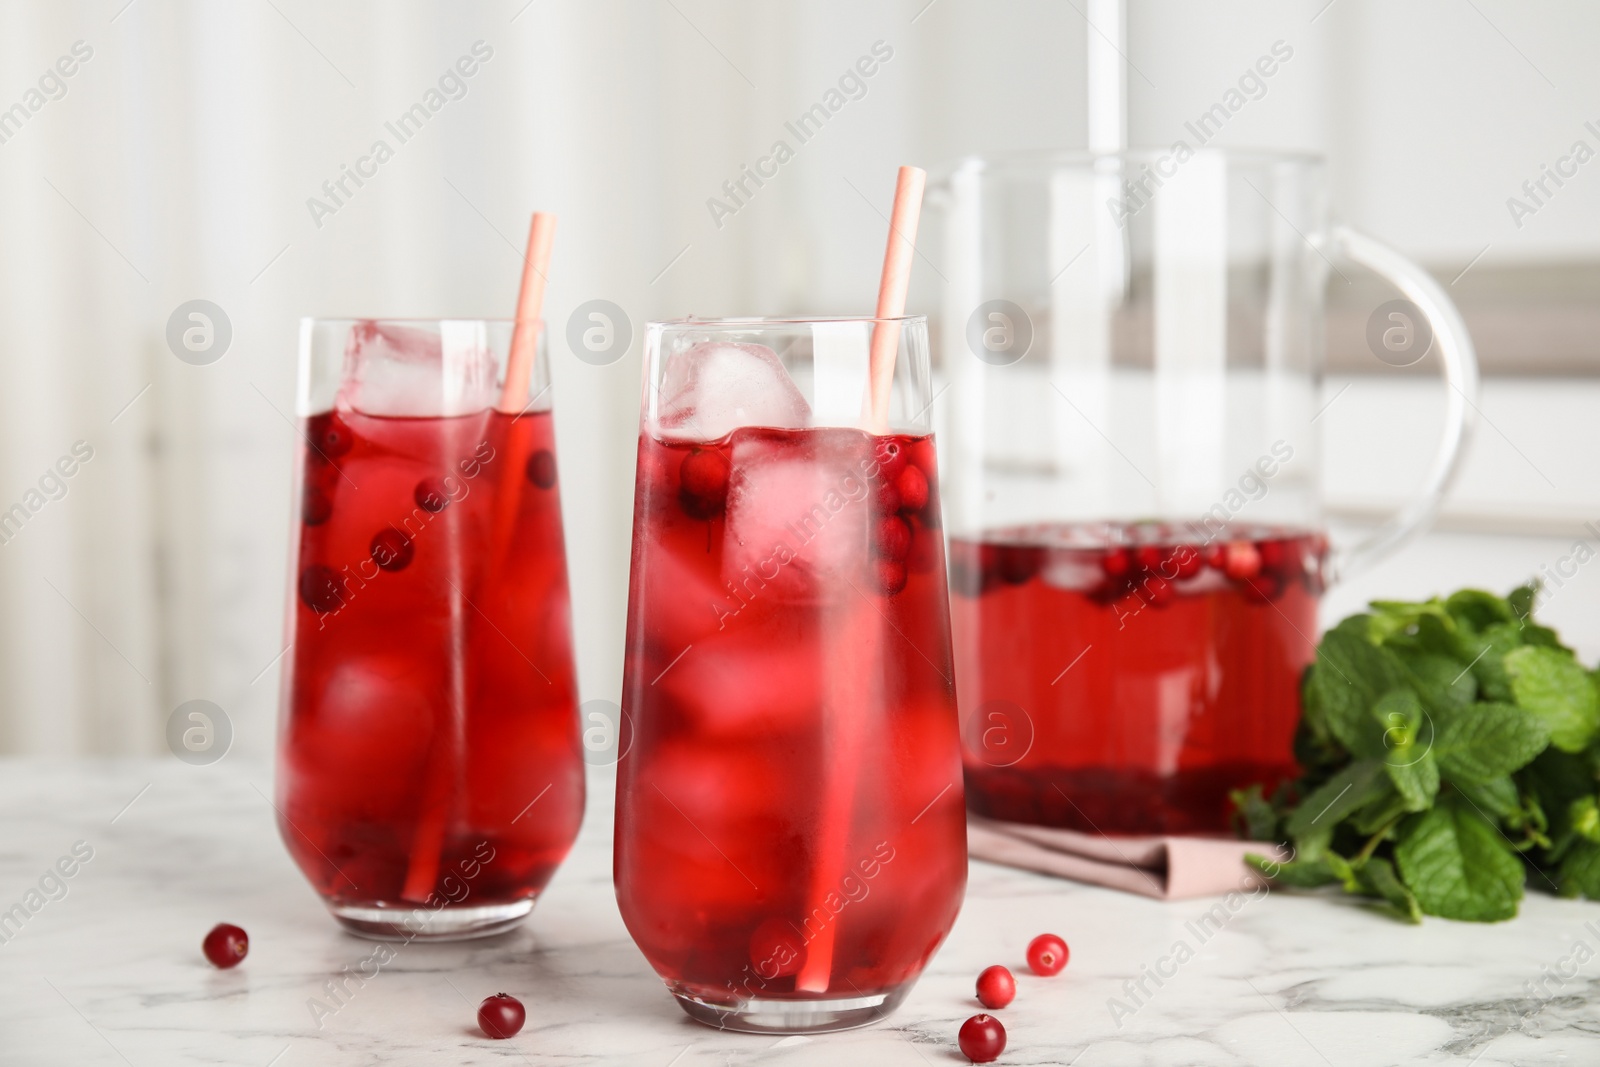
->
(672, 984), (910, 1034)
(328, 899), (534, 941)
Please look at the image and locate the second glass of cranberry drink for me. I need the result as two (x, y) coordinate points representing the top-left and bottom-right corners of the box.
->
(615, 317), (966, 1033)
(923, 150), (1477, 834)
(277, 319), (583, 939)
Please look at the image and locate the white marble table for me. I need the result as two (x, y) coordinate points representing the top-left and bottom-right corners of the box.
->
(2, 759), (1596, 1066)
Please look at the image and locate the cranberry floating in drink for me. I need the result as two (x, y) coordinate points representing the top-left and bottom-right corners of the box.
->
(924, 151), (1478, 834)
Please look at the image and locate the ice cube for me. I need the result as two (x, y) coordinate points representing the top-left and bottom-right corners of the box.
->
(721, 429), (871, 604)
(658, 616), (824, 739)
(339, 320), (499, 417)
(657, 341), (811, 441)
(1040, 554), (1103, 592)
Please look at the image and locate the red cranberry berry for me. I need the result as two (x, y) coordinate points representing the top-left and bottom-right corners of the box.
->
(896, 465), (929, 513)
(1027, 932), (1069, 976)
(1100, 546), (1132, 578)
(1223, 541), (1262, 580)
(1201, 542), (1227, 570)
(1139, 574), (1175, 607)
(875, 558), (908, 596)
(477, 993), (525, 1039)
(202, 923), (248, 969)
(301, 486), (332, 526)
(525, 449), (557, 489)
(997, 546), (1042, 585)
(874, 439), (910, 484)
(1134, 544), (1163, 571)
(414, 477), (451, 512)
(679, 448), (731, 517)
(873, 478), (903, 517)
(1242, 572), (1285, 603)
(975, 965), (1016, 1009)
(298, 565), (344, 614)
(1170, 544), (1202, 579)
(1258, 538), (1287, 570)
(306, 412), (354, 461)
(748, 917), (806, 979)
(370, 527), (414, 572)
(958, 1014), (1007, 1063)
(875, 516), (912, 562)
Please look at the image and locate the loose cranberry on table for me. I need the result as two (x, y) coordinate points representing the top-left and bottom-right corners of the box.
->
(477, 993), (526, 1039)
(202, 923), (248, 969)
(975, 964), (1016, 1009)
(958, 1013), (1007, 1063)
(1026, 932), (1069, 976)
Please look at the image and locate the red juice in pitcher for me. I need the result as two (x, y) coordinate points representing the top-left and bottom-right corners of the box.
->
(614, 427), (967, 1025)
(951, 521), (1326, 834)
(278, 406), (583, 936)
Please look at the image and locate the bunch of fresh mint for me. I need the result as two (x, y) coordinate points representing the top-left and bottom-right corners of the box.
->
(1236, 585), (1600, 922)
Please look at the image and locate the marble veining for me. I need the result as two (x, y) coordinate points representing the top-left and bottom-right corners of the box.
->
(0, 759), (1596, 1065)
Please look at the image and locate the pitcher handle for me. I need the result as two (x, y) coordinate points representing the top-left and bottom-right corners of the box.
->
(1323, 225), (1481, 583)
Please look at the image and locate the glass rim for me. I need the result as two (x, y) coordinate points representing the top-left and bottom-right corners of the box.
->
(298, 316), (537, 328)
(926, 147), (1326, 181)
(647, 314), (927, 329)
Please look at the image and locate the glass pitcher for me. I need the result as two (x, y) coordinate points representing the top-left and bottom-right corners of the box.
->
(922, 150), (1478, 834)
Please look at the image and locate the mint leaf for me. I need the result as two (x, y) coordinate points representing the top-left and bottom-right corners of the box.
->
(1231, 784), (1279, 842)
(1285, 760), (1391, 854)
(1559, 840), (1600, 899)
(1397, 650), (1477, 713)
(1368, 598), (1452, 648)
(1432, 701), (1550, 785)
(1413, 612), (1460, 658)
(1522, 623), (1563, 649)
(1507, 583), (1537, 621)
(1506, 645), (1600, 753)
(1386, 753), (1440, 813)
(1455, 775), (1519, 819)
(1330, 613), (1375, 640)
(1394, 802), (1524, 921)
(1247, 853), (1338, 888)
(1445, 589), (1515, 632)
(1357, 856), (1423, 923)
(1309, 631), (1410, 755)
(1372, 689), (1439, 811)
(1451, 623), (1523, 703)
(1350, 790), (1410, 835)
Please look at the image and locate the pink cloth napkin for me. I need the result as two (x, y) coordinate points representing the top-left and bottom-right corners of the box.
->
(967, 815), (1289, 901)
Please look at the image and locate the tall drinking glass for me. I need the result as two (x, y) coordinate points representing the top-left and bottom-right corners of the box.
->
(278, 318), (583, 939)
(923, 150), (1478, 834)
(615, 317), (966, 1033)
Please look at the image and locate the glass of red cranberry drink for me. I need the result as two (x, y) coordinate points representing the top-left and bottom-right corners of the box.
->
(923, 150), (1478, 833)
(615, 317), (967, 1032)
(278, 318), (583, 939)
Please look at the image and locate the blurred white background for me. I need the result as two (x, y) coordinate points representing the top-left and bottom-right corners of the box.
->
(1, 0), (1597, 759)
